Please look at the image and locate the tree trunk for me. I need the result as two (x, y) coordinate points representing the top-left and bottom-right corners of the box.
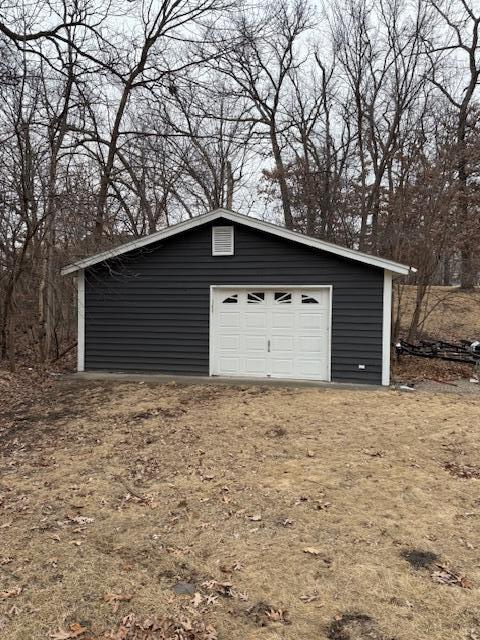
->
(407, 283), (427, 342)
(270, 125), (293, 229)
(460, 249), (476, 290)
(225, 160), (234, 210)
(442, 255), (451, 287)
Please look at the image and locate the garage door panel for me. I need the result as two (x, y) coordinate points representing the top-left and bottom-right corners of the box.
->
(219, 312), (240, 328)
(299, 311), (326, 329)
(219, 335), (239, 350)
(245, 335), (266, 351)
(244, 358), (268, 375)
(271, 313), (295, 329)
(297, 359), (327, 377)
(270, 358), (295, 376)
(245, 312), (267, 329)
(218, 357), (241, 374)
(271, 335), (294, 352)
(299, 335), (324, 353)
(212, 288), (330, 380)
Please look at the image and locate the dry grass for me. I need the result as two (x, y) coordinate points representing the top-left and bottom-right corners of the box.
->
(394, 285), (480, 384)
(397, 286), (480, 341)
(1, 380), (480, 639)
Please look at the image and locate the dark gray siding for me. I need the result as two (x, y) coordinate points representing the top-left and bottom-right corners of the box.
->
(84, 219), (385, 384)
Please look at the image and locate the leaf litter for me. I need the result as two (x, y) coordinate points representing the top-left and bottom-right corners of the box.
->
(107, 613), (217, 640)
(1, 379), (480, 640)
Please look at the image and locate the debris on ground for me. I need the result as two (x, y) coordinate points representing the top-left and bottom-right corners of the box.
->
(108, 613), (217, 639)
(327, 612), (387, 640)
(303, 547), (322, 556)
(444, 461), (480, 479)
(172, 582), (196, 596)
(392, 355), (474, 384)
(299, 591), (321, 604)
(431, 565), (474, 589)
(245, 601), (291, 626)
(48, 623), (89, 639)
(396, 339), (480, 365)
(104, 592), (134, 613)
(400, 549), (439, 570)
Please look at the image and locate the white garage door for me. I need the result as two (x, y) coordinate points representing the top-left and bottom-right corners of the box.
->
(210, 287), (331, 380)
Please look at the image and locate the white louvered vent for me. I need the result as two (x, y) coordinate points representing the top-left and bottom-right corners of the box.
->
(212, 226), (234, 256)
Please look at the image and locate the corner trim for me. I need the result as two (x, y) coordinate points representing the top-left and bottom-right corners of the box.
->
(382, 271), (393, 386)
(77, 270), (85, 372)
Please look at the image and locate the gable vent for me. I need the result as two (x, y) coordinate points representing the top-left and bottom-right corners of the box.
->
(212, 226), (234, 256)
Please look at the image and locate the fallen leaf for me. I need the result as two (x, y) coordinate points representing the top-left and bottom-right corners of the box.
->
(300, 591), (321, 603)
(219, 561), (242, 573)
(68, 515), (94, 525)
(0, 587), (21, 600)
(49, 624), (88, 640)
(104, 592), (133, 613)
(431, 564), (473, 589)
(192, 592), (203, 608)
(303, 547), (322, 556)
(266, 607), (290, 623)
(362, 449), (384, 457)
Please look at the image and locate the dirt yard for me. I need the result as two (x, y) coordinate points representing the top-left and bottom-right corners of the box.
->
(1, 379), (480, 640)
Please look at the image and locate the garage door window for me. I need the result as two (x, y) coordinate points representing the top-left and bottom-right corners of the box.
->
(222, 294), (238, 303)
(274, 292), (292, 303)
(301, 294), (319, 304)
(247, 292), (265, 303)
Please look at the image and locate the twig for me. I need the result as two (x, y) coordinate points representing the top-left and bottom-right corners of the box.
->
(52, 342), (77, 362)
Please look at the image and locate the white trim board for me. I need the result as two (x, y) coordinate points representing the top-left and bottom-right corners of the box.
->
(209, 285), (332, 382)
(77, 270), (85, 372)
(61, 208), (414, 276)
(382, 271), (393, 386)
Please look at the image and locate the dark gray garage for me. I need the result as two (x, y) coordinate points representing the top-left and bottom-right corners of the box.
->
(62, 209), (412, 385)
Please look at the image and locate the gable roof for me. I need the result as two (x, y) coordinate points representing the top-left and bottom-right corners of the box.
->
(61, 208), (413, 276)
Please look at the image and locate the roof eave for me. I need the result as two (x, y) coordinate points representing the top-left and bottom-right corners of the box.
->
(60, 208), (414, 276)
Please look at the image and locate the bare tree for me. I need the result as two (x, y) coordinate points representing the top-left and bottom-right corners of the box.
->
(211, 0), (313, 228)
(93, 0), (234, 237)
(426, 0), (480, 289)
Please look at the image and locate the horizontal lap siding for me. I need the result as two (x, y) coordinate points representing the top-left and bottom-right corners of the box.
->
(84, 219), (384, 384)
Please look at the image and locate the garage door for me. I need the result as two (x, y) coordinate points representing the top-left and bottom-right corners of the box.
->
(210, 287), (331, 380)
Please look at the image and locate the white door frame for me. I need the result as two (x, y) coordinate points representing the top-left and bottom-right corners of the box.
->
(209, 285), (333, 381)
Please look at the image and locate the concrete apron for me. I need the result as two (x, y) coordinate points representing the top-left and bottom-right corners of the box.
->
(72, 371), (385, 391)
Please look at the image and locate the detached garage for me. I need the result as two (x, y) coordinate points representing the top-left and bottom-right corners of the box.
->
(62, 209), (412, 385)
